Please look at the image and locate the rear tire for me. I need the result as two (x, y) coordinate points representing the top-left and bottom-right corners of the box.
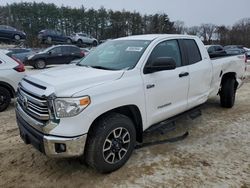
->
(34, 59), (46, 69)
(84, 113), (136, 173)
(220, 78), (236, 108)
(0, 87), (11, 112)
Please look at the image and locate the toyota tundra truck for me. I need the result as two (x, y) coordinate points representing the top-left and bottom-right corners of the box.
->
(15, 34), (246, 173)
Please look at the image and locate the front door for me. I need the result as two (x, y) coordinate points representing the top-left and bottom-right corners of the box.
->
(142, 39), (189, 127)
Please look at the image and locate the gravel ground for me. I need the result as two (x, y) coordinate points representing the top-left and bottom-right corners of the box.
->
(0, 67), (249, 188)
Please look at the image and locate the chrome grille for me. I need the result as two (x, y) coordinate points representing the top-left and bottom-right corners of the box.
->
(17, 86), (50, 121)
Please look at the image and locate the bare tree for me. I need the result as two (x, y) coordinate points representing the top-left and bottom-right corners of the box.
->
(174, 20), (185, 34)
(216, 25), (230, 45)
(200, 23), (216, 44)
(187, 26), (200, 36)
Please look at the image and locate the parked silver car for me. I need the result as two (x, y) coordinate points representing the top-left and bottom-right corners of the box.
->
(70, 33), (98, 46)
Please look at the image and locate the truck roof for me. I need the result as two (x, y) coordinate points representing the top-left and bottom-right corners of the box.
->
(115, 34), (198, 41)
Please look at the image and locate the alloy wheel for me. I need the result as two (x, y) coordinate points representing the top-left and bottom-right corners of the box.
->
(102, 127), (131, 164)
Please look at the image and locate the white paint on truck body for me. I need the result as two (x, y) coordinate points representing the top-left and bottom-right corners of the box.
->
(21, 34), (246, 137)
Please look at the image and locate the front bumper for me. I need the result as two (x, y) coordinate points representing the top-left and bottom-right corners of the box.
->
(23, 59), (34, 66)
(16, 105), (87, 158)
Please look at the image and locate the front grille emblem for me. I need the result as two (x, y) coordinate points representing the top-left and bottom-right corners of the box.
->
(19, 94), (29, 109)
(23, 96), (29, 109)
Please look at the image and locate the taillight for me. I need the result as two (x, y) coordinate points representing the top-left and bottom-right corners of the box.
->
(80, 50), (85, 57)
(12, 56), (25, 72)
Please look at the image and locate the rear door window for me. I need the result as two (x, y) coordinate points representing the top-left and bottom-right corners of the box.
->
(69, 47), (80, 53)
(183, 39), (202, 64)
(61, 46), (69, 54)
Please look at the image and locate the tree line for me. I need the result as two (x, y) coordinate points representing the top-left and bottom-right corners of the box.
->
(175, 19), (250, 47)
(0, 2), (249, 47)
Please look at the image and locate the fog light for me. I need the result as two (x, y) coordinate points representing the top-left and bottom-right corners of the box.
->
(55, 143), (66, 153)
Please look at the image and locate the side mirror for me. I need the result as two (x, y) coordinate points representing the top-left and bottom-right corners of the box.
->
(144, 57), (176, 74)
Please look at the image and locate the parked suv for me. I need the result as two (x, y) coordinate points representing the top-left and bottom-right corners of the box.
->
(0, 25), (26, 41)
(71, 33), (98, 46)
(38, 30), (72, 44)
(24, 45), (85, 69)
(0, 50), (25, 111)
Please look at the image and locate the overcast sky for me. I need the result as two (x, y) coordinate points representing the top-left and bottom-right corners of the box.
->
(0, 0), (250, 26)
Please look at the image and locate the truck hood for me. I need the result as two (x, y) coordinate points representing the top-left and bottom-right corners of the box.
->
(26, 65), (124, 97)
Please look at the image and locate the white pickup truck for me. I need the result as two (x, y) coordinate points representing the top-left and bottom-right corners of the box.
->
(15, 34), (246, 173)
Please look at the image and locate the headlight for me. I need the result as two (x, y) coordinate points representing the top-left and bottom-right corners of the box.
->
(54, 96), (90, 118)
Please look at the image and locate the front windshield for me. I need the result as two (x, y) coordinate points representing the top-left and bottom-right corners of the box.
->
(78, 40), (151, 70)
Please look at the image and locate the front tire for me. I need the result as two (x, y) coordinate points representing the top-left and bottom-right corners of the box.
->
(92, 40), (98, 47)
(220, 78), (236, 108)
(47, 36), (52, 44)
(34, 59), (46, 69)
(14, 34), (21, 41)
(77, 39), (83, 45)
(84, 113), (136, 173)
(0, 87), (11, 112)
(66, 38), (72, 44)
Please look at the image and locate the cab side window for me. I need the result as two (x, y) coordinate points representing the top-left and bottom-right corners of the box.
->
(183, 39), (202, 64)
(147, 40), (182, 68)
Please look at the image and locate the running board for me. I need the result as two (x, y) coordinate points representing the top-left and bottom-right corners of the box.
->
(135, 131), (189, 149)
(145, 105), (203, 134)
(136, 105), (203, 149)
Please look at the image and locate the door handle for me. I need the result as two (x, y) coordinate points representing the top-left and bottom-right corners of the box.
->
(179, 72), (189, 78)
(146, 84), (155, 89)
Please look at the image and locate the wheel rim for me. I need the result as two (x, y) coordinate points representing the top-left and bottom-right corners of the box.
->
(103, 127), (131, 164)
(37, 61), (45, 69)
(67, 39), (71, 43)
(15, 35), (20, 40)
(47, 37), (52, 42)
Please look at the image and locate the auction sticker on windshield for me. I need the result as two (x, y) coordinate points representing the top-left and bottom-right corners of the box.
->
(126, 47), (144, 52)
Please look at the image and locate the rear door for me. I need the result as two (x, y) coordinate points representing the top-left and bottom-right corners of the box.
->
(180, 39), (213, 109)
(68, 46), (81, 62)
(61, 46), (73, 64)
(142, 39), (190, 126)
(46, 46), (64, 65)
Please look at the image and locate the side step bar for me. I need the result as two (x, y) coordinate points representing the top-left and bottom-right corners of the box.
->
(136, 105), (203, 149)
(144, 105), (203, 134)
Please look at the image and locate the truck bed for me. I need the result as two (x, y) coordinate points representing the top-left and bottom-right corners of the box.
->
(209, 54), (246, 97)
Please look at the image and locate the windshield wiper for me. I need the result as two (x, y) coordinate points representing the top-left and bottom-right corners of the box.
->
(91, 66), (116, 70)
(76, 64), (91, 68)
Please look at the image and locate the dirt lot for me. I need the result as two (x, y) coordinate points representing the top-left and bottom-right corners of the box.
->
(0, 68), (250, 188)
